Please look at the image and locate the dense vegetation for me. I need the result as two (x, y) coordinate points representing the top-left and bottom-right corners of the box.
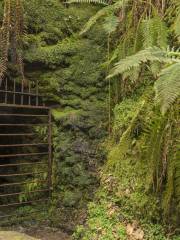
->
(0, 0), (179, 239)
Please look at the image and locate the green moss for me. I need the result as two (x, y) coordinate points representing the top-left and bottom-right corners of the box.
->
(73, 87), (180, 239)
(73, 198), (127, 240)
(52, 108), (82, 121)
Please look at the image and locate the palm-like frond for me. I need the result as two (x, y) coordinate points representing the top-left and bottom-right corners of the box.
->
(173, 0), (180, 39)
(0, 0), (11, 86)
(141, 16), (168, 49)
(107, 47), (177, 79)
(79, 0), (130, 35)
(0, 0), (25, 86)
(155, 63), (180, 114)
(67, 0), (108, 6)
(107, 47), (180, 113)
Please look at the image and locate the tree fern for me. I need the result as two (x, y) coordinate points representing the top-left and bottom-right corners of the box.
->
(144, 113), (168, 191)
(107, 47), (177, 79)
(141, 16), (168, 49)
(0, 0), (25, 86)
(79, 0), (130, 35)
(67, 0), (108, 6)
(0, 0), (11, 86)
(162, 106), (180, 221)
(155, 62), (180, 114)
(103, 15), (119, 34)
(107, 47), (180, 113)
(172, 0), (180, 40)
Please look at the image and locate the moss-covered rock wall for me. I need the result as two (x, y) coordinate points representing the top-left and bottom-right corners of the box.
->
(21, 0), (108, 229)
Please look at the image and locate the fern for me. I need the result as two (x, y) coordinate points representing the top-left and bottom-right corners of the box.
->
(0, 0), (25, 86)
(172, 0), (180, 39)
(155, 62), (180, 114)
(107, 47), (180, 113)
(67, 0), (108, 6)
(0, 0), (11, 86)
(162, 106), (180, 220)
(145, 114), (168, 192)
(107, 47), (177, 79)
(103, 15), (119, 34)
(141, 15), (168, 49)
(79, 0), (130, 35)
(106, 99), (146, 174)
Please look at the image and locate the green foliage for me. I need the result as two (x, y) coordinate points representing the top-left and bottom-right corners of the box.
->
(73, 198), (127, 240)
(74, 88), (180, 239)
(67, 0), (108, 6)
(155, 63), (180, 114)
(108, 47), (180, 114)
(112, 97), (142, 137)
(79, 0), (130, 35)
(103, 15), (119, 34)
(172, 0), (180, 40)
(107, 47), (177, 79)
(0, 0), (179, 237)
(141, 16), (168, 49)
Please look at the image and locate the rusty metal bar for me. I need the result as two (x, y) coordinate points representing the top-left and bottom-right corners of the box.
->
(0, 124), (49, 126)
(48, 109), (52, 195)
(0, 90), (42, 97)
(0, 162), (47, 168)
(13, 78), (16, 104)
(21, 77), (24, 105)
(0, 189), (49, 198)
(0, 113), (48, 117)
(28, 80), (31, 105)
(36, 80), (39, 106)
(0, 172), (46, 177)
(0, 211), (38, 219)
(0, 143), (48, 147)
(0, 180), (47, 188)
(0, 104), (50, 109)
(0, 152), (48, 158)
(0, 198), (49, 208)
(0, 209), (47, 220)
(5, 78), (8, 103)
(0, 133), (35, 136)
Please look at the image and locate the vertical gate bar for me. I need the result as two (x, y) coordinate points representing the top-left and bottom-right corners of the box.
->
(28, 80), (31, 105)
(5, 78), (8, 103)
(36, 80), (39, 106)
(13, 78), (16, 104)
(21, 78), (24, 105)
(48, 109), (52, 195)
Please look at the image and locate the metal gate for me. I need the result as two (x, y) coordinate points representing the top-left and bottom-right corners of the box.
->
(0, 78), (52, 222)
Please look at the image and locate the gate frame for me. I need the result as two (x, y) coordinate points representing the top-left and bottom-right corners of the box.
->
(0, 78), (53, 220)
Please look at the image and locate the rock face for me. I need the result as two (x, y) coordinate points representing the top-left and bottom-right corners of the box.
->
(0, 231), (39, 240)
(21, 0), (108, 230)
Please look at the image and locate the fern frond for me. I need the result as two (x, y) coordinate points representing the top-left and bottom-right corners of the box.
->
(103, 15), (119, 34)
(153, 15), (168, 48)
(141, 18), (157, 48)
(0, 0), (26, 86)
(67, 0), (108, 6)
(172, 0), (180, 39)
(122, 65), (141, 83)
(107, 47), (177, 79)
(155, 62), (180, 114)
(0, 0), (11, 86)
(80, 0), (130, 35)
